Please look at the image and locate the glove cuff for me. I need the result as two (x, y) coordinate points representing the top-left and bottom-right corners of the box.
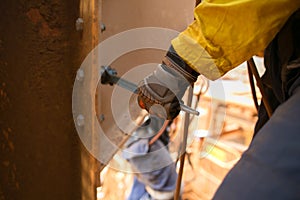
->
(164, 46), (199, 83)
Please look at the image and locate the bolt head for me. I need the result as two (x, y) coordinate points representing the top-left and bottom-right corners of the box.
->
(76, 114), (85, 127)
(76, 18), (84, 31)
(76, 69), (84, 81)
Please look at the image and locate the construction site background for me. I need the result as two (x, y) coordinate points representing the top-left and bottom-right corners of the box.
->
(98, 57), (264, 200)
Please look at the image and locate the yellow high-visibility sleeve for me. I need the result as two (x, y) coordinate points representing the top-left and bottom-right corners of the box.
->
(172, 0), (300, 80)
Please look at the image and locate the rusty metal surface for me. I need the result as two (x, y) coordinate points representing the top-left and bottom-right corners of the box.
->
(0, 0), (107, 199)
(0, 0), (83, 199)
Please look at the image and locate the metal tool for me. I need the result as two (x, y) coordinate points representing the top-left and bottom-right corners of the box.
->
(100, 66), (199, 116)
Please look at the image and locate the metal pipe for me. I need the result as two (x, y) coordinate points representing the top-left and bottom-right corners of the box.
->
(174, 86), (193, 200)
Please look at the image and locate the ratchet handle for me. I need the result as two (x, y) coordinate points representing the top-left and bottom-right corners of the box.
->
(101, 66), (200, 116)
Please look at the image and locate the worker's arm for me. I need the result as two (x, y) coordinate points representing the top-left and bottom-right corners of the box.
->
(172, 0), (300, 80)
(137, 0), (300, 120)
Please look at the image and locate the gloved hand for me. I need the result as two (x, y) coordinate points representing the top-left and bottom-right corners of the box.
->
(137, 46), (199, 120)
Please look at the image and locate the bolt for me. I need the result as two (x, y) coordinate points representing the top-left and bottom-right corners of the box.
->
(99, 114), (105, 122)
(100, 22), (106, 32)
(76, 69), (84, 81)
(76, 18), (84, 31)
(76, 114), (85, 127)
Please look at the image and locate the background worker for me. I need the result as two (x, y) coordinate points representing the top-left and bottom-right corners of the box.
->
(137, 0), (300, 199)
(122, 115), (179, 200)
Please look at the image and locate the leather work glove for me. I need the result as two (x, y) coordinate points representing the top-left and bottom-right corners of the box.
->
(137, 46), (199, 120)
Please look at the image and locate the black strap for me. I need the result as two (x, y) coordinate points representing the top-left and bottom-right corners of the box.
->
(247, 60), (259, 112)
(247, 58), (273, 117)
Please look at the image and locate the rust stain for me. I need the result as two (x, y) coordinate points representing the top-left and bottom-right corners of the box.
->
(15, 182), (20, 190)
(0, 82), (9, 110)
(2, 161), (9, 167)
(39, 21), (60, 37)
(2, 128), (14, 152)
(8, 141), (15, 152)
(26, 8), (43, 25)
(2, 129), (9, 140)
(26, 8), (61, 37)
